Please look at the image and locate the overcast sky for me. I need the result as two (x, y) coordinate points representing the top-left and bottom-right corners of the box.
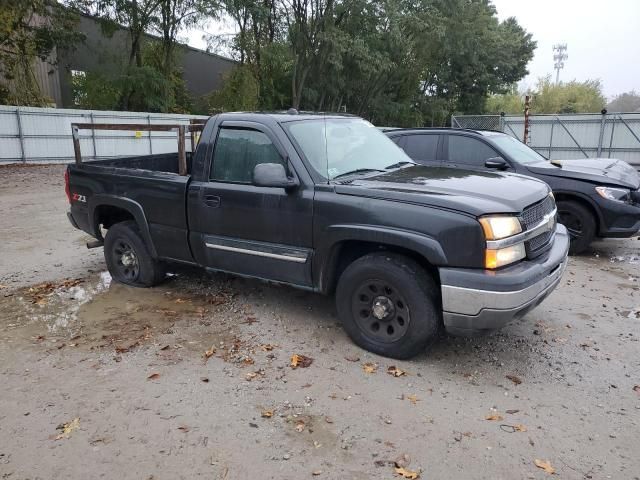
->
(491, 0), (640, 99)
(186, 0), (640, 100)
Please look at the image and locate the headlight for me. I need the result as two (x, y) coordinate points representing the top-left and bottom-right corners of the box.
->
(479, 215), (522, 240)
(595, 186), (630, 203)
(485, 244), (526, 269)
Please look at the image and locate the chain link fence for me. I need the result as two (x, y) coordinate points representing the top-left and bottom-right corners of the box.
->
(451, 112), (640, 168)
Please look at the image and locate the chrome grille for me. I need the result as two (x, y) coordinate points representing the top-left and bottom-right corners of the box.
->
(521, 195), (556, 257)
(521, 195), (555, 228)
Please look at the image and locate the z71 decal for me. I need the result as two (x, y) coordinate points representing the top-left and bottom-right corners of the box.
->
(72, 193), (87, 203)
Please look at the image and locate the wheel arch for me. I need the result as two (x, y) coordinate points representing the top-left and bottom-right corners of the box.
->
(89, 195), (158, 258)
(317, 225), (445, 295)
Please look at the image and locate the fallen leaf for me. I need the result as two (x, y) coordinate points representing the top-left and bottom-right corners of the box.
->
(147, 373), (160, 380)
(295, 420), (305, 432)
(362, 362), (378, 374)
(174, 298), (186, 304)
(242, 357), (255, 366)
(324, 416), (333, 424)
(633, 385), (640, 396)
(485, 413), (503, 421)
(514, 424), (527, 432)
(394, 466), (420, 479)
(204, 346), (216, 359)
(200, 377), (209, 383)
(312, 470), (322, 476)
(387, 366), (406, 377)
(344, 355), (360, 362)
(245, 372), (258, 381)
(506, 374), (522, 385)
(261, 409), (273, 418)
(178, 425), (190, 432)
(290, 354), (313, 368)
(534, 459), (555, 474)
(159, 345), (170, 351)
(506, 409), (520, 414)
(54, 417), (80, 440)
(406, 394), (419, 405)
(0, 284), (7, 289)
(260, 344), (275, 351)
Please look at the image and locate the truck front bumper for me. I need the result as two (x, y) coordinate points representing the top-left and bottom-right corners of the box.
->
(439, 224), (569, 336)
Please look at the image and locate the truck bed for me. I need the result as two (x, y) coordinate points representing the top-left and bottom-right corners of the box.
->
(67, 152), (195, 263)
(89, 152), (194, 175)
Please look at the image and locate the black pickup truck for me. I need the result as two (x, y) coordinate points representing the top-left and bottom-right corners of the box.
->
(385, 128), (640, 253)
(66, 112), (569, 359)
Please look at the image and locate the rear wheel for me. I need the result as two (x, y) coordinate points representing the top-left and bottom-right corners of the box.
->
(556, 200), (596, 254)
(104, 221), (165, 287)
(336, 252), (441, 359)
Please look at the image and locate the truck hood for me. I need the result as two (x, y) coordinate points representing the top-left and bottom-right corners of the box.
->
(525, 158), (640, 189)
(334, 165), (550, 216)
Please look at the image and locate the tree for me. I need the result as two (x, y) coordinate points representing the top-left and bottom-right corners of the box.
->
(531, 76), (605, 114)
(607, 91), (640, 113)
(0, 0), (83, 106)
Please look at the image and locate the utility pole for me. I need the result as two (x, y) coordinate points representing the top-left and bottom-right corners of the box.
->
(552, 44), (568, 84)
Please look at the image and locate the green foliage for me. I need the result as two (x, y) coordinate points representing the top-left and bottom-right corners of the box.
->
(530, 77), (606, 114)
(0, 0), (83, 106)
(206, 65), (260, 112)
(71, 70), (120, 109)
(607, 91), (640, 113)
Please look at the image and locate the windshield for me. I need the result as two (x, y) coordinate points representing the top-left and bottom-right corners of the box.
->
(284, 118), (413, 180)
(490, 134), (548, 165)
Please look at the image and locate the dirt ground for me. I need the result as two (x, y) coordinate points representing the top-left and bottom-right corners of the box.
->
(1, 164), (639, 480)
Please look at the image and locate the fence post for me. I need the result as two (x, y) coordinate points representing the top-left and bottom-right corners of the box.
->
(90, 112), (97, 160)
(147, 115), (153, 154)
(16, 108), (26, 163)
(597, 109), (607, 157)
(523, 95), (530, 144)
(548, 119), (555, 159)
(608, 118), (616, 159)
(499, 112), (505, 132)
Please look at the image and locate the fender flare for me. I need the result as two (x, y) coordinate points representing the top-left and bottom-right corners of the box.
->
(89, 195), (158, 258)
(317, 224), (447, 293)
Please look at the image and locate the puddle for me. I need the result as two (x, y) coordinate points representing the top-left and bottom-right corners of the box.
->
(0, 271), (249, 356)
(610, 254), (640, 265)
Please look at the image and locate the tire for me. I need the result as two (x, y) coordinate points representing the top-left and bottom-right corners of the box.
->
(556, 200), (596, 255)
(335, 252), (441, 359)
(104, 220), (165, 287)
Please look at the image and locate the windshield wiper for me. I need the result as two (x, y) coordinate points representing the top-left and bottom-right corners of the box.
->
(385, 161), (414, 170)
(332, 168), (385, 180)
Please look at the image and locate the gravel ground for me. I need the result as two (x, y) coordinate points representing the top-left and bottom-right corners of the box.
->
(1, 164), (639, 480)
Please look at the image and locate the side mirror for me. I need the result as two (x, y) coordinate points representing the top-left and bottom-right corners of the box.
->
(485, 157), (508, 170)
(253, 163), (299, 190)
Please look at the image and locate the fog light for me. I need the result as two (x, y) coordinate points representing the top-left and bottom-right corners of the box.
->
(485, 243), (526, 269)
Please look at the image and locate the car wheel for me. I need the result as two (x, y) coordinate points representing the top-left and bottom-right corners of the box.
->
(556, 200), (596, 255)
(336, 252), (441, 359)
(104, 220), (165, 287)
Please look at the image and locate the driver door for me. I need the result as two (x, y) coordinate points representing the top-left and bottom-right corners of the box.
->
(188, 122), (314, 287)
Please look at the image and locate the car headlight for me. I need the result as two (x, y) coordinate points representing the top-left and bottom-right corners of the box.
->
(479, 215), (526, 269)
(595, 186), (630, 203)
(479, 215), (522, 240)
(485, 243), (526, 269)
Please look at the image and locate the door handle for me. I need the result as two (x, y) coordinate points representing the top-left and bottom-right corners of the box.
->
(204, 194), (221, 208)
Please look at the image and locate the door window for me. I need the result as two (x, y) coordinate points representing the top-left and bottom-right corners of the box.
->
(403, 134), (439, 162)
(210, 128), (284, 183)
(447, 135), (499, 167)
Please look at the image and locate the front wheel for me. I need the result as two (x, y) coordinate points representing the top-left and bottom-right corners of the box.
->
(556, 200), (596, 255)
(104, 221), (165, 287)
(336, 253), (441, 359)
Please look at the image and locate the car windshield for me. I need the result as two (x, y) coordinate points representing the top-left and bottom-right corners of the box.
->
(489, 134), (548, 165)
(284, 118), (413, 180)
